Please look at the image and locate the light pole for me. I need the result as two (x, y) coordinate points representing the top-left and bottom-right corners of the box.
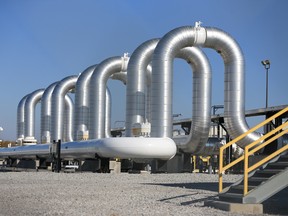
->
(261, 59), (270, 109)
(261, 60), (270, 134)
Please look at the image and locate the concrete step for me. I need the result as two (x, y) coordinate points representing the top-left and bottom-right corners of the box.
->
(278, 154), (288, 162)
(253, 169), (282, 177)
(228, 184), (256, 194)
(266, 161), (288, 170)
(204, 200), (263, 214)
(247, 176), (270, 186)
(219, 192), (243, 203)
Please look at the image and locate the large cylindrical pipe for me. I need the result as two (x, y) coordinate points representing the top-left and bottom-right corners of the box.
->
(63, 94), (74, 142)
(204, 27), (261, 147)
(107, 72), (127, 138)
(174, 47), (211, 154)
(0, 137), (177, 161)
(105, 87), (112, 138)
(51, 75), (78, 142)
(89, 54), (129, 139)
(126, 39), (159, 137)
(74, 65), (97, 141)
(151, 25), (261, 148)
(24, 89), (45, 141)
(17, 94), (29, 141)
(41, 82), (58, 143)
(145, 64), (152, 123)
(126, 38), (211, 154)
(110, 71), (127, 85)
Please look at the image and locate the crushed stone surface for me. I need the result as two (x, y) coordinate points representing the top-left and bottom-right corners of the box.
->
(0, 172), (282, 216)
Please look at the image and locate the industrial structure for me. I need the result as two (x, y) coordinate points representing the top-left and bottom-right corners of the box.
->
(0, 22), (287, 213)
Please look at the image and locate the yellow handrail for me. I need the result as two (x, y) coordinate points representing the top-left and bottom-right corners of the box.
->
(219, 106), (288, 194)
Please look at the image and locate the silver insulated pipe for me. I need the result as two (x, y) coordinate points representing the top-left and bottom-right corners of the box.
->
(105, 87), (112, 138)
(107, 72), (127, 138)
(24, 88), (45, 142)
(174, 47), (211, 154)
(17, 94), (29, 142)
(63, 94), (74, 142)
(110, 71), (127, 85)
(151, 24), (261, 148)
(89, 54), (129, 139)
(126, 37), (211, 153)
(51, 75), (78, 142)
(126, 39), (159, 137)
(41, 82), (58, 143)
(74, 65), (122, 140)
(74, 65), (97, 141)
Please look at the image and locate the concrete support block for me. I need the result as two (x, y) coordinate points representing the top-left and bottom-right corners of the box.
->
(204, 200), (263, 214)
(109, 160), (121, 174)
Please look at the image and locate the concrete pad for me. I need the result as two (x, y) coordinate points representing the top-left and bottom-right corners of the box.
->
(204, 200), (263, 214)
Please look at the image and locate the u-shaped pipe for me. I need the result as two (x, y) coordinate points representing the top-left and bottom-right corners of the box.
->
(105, 87), (112, 138)
(106, 72), (127, 138)
(89, 54), (129, 139)
(173, 47), (211, 154)
(51, 75), (78, 142)
(24, 88), (45, 143)
(74, 65), (98, 141)
(151, 24), (261, 148)
(126, 38), (212, 154)
(17, 94), (29, 142)
(126, 39), (159, 137)
(74, 65), (126, 140)
(41, 82), (58, 143)
(63, 94), (74, 142)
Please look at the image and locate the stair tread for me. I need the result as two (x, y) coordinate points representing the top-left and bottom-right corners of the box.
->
(269, 161), (288, 165)
(249, 176), (269, 181)
(219, 192), (243, 198)
(253, 169), (283, 176)
(256, 169), (282, 174)
(232, 184), (257, 190)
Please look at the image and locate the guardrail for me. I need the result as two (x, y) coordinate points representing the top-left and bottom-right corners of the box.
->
(219, 106), (288, 195)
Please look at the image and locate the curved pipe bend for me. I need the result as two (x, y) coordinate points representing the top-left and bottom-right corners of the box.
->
(41, 82), (58, 143)
(64, 94), (74, 142)
(106, 72), (127, 138)
(51, 75), (78, 142)
(89, 55), (129, 139)
(151, 25), (261, 148)
(173, 47), (211, 154)
(24, 89), (45, 141)
(126, 38), (212, 154)
(74, 65), (126, 140)
(74, 65), (98, 141)
(17, 94), (29, 141)
(126, 38), (159, 137)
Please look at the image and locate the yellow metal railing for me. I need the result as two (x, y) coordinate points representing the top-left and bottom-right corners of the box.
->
(219, 106), (288, 195)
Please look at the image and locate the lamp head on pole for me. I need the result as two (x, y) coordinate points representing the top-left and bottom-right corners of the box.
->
(261, 59), (270, 69)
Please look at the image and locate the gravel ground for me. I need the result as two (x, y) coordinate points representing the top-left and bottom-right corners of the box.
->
(0, 172), (283, 216)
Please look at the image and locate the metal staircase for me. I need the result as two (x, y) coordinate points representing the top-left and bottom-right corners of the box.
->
(218, 106), (288, 205)
(219, 153), (288, 204)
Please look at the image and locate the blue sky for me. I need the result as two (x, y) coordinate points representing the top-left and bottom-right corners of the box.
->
(0, 0), (287, 141)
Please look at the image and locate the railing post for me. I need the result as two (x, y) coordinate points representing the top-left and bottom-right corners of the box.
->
(219, 147), (223, 193)
(243, 146), (249, 195)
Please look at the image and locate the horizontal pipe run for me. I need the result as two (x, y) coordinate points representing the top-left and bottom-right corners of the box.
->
(0, 137), (177, 160)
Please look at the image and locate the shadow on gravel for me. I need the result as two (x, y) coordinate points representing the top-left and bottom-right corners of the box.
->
(146, 182), (288, 215)
(180, 196), (217, 206)
(157, 192), (217, 206)
(142, 182), (233, 192)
